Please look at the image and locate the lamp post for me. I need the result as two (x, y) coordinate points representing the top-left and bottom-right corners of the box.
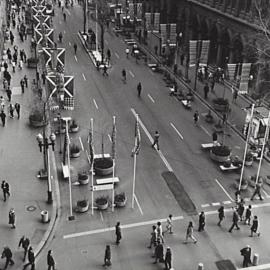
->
(174, 32), (182, 66)
(36, 131), (56, 204)
(194, 39), (202, 91)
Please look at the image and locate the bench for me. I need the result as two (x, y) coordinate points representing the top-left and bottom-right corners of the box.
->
(62, 163), (69, 178)
(94, 153), (110, 159)
(220, 164), (241, 171)
(201, 142), (220, 149)
(96, 177), (120, 185)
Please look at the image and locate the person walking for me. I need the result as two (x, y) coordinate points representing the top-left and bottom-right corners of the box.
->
(228, 209), (240, 232)
(212, 131), (218, 145)
(0, 111), (7, 126)
(15, 103), (21, 119)
(203, 83), (209, 99)
(250, 216), (260, 237)
(20, 79), (25, 93)
(153, 240), (164, 264)
(103, 245), (111, 267)
(18, 59), (23, 70)
(217, 206), (225, 226)
(63, 12), (66, 21)
(103, 65), (108, 76)
(73, 43), (77, 55)
(9, 104), (14, 118)
(58, 32), (63, 43)
(193, 110), (199, 126)
(115, 222), (122, 245)
(148, 225), (157, 249)
(198, 211), (206, 232)
(8, 208), (16, 228)
(156, 221), (164, 243)
(24, 75), (28, 88)
(240, 245), (252, 268)
(163, 214), (173, 234)
(19, 236), (30, 262)
(122, 69), (126, 83)
(12, 61), (16, 72)
(47, 250), (56, 270)
(185, 221), (197, 244)
(6, 87), (12, 101)
(251, 182), (263, 201)
(1, 247), (15, 270)
(42, 71), (46, 85)
(125, 47), (129, 58)
(137, 82), (142, 97)
(232, 88), (238, 104)
(164, 247), (172, 270)
(23, 246), (35, 270)
(106, 49), (111, 63)
(152, 131), (160, 150)
(1, 180), (10, 201)
(245, 205), (252, 225)
(237, 199), (245, 221)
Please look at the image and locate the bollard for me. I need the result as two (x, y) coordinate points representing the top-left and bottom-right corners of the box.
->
(198, 263), (204, 270)
(41, 210), (49, 223)
(253, 253), (259, 266)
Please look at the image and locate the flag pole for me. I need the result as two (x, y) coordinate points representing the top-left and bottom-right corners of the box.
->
(95, 3), (98, 52)
(90, 118), (94, 216)
(131, 114), (138, 208)
(112, 116), (116, 212)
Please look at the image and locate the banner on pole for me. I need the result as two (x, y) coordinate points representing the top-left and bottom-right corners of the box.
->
(199, 40), (210, 66)
(129, 3), (134, 20)
(153, 13), (160, 32)
(239, 63), (251, 94)
(160, 24), (167, 46)
(169, 24), (176, 46)
(132, 118), (141, 156)
(145, 12), (151, 30)
(189, 40), (197, 67)
(136, 2), (142, 20)
(111, 119), (116, 160)
(227, 64), (237, 81)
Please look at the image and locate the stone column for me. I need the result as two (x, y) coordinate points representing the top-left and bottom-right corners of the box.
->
(216, 39), (223, 67)
(228, 45), (234, 63)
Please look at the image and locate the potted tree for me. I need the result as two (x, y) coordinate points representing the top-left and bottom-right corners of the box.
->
(94, 157), (113, 176)
(210, 145), (231, 163)
(212, 98), (229, 112)
(95, 196), (109, 210)
(70, 144), (81, 158)
(70, 119), (79, 133)
(205, 110), (214, 124)
(235, 178), (248, 191)
(114, 192), (127, 207)
(186, 91), (194, 101)
(76, 199), (89, 213)
(244, 152), (254, 167)
(29, 109), (46, 127)
(78, 171), (89, 185)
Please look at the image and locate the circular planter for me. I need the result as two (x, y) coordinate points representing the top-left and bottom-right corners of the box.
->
(76, 200), (89, 213)
(95, 198), (109, 210)
(210, 146), (231, 163)
(78, 174), (89, 185)
(234, 180), (248, 191)
(115, 195), (127, 208)
(70, 126), (79, 133)
(213, 98), (229, 112)
(94, 157), (113, 176)
(70, 151), (81, 158)
(244, 160), (253, 167)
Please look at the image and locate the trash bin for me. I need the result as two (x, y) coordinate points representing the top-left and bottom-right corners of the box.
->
(253, 253), (259, 266)
(41, 210), (49, 223)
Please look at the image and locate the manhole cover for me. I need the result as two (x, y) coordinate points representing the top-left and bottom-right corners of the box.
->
(26, 205), (37, 212)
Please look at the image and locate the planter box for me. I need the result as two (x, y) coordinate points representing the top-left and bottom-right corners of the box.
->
(244, 160), (253, 167)
(115, 197), (127, 207)
(210, 150), (231, 163)
(71, 151), (81, 158)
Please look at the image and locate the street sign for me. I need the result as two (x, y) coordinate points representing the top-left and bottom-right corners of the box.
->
(91, 184), (113, 191)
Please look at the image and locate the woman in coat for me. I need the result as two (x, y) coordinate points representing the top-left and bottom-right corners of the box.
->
(8, 208), (15, 228)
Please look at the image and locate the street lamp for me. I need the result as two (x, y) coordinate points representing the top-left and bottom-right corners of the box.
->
(36, 132), (56, 204)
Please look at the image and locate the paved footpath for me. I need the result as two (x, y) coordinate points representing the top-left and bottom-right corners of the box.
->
(0, 9), (58, 270)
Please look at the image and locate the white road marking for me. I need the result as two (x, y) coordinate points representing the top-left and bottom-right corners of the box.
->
(215, 179), (234, 201)
(100, 212), (104, 222)
(93, 99), (98, 109)
(147, 94), (155, 103)
(74, 55), (78, 62)
(134, 194), (143, 215)
(148, 69), (154, 75)
(130, 108), (173, 172)
(223, 200), (232, 205)
(234, 146), (241, 149)
(200, 125), (211, 136)
(212, 202), (220, 206)
(129, 70), (135, 77)
(82, 73), (86, 80)
(63, 215), (184, 239)
(79, 137), (84, 151)
(108, 134), (112, 142)
(105, 39), (108, 45)
(170, 123), (184, 140)
(114, 52), (119, 59)
(69, 42), (71, 46)
(201, 204), (210, 208)
(262, 189), (270, 198)
(237, 262), (270, 270)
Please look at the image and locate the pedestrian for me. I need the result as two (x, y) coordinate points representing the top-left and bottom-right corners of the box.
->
(232, 88), (238, 103)
(18, 59), (23, 70)
(73, 43), (77, 55)
(8, 51), (12, 63)
(185, 221), (197, 243)
(122, 69), (126, 83)
(3, 79), (8, 90)
(245, 205), (252, 225)
(203, 83), (209, 99)
(217, 206), (225, 226)
(251, 182), (263, 201)
(164, 214), (173, 234)
(137, 82), (142, 97)
(193, 110), (199, 126)
(103, 245), (111, 267)
(125, 47), (129, 58)
(24, 75), (28, 87)
(153, 240), (164, 264)
(0, 111), (7, 126)
(198, 211), (206, 232)
(212, 131), (218, 145)
(156, 221), (164, 243)
(58, 32), (63, 43)
(3, 61), (8, 70)
(63, 12), (66, 21)
(115, 221), (122, 245)
(148, 225), (157, 249)
(228, 209), (240, 232)
(15, 103), (20, 119)
(10, 34), (14, 45)
(12, 61), (15, 72)
(235, 190), (241, 204)
(1, 247), (15, 270)
(237, 199), (245, 221)
(18, 236), (30, 262)
(41, 71), (46, 85)
(210, 77), (215, 92)
(103, 65), (108, 76)
(47, 250), (56, 270)
(240, 245), (252, 268)
(13, 53), (17, 65)
(9, 104), (14, 118)
(6, 88), (12, 101)
(152, 131), (160, 150)
(20, 79), (25, 93)
(164, 247), (172, 270)
(1, 180), (10, 201)
(23, 246), (35, 270)
(250, 216), (260, 237)
(222, 113), (227, 125)
(106, 49), (111, 63)
(8, 208), (16, 228)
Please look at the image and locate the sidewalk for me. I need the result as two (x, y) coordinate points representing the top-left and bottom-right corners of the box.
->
(0, 9), (57, 269)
